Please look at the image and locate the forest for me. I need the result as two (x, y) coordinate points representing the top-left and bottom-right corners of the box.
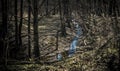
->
(0, 0), (120, 71)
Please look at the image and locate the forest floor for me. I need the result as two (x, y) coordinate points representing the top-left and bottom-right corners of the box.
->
(2, 14), (119, 71)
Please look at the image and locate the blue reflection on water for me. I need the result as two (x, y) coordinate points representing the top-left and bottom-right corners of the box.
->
(57, 21), (83, 60)
(68, 22), (83, 57)
(57, 53), (62, 60)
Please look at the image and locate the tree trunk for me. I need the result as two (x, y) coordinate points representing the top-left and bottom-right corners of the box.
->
(33, 0), (40, 60)
(110, 0), (120, 70)
(59, 0), (66, 37)
(15, 0), (19, 54)
(0, 0), (8, 65)
(64, 0), (71, 28)
(28, 0), (31, 58)
(53, 0), (56, 15)
(113, 1), (120, 69)
(46, 0), (49, 15)
(19, 0), (23, 48)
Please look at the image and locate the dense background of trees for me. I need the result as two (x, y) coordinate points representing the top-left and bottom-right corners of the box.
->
(0, 0), (120, 71)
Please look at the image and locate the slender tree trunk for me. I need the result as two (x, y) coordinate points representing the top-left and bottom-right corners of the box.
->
(19, 0), (23, 48)
(33, 0), (40, 60)
(15, 0), (19, 50)
(28, 0), (31, 58)
(0, 0), (8, 65)
(109, 0), (114, 16)
(53, 0), (56, 15)
(64, 0), (71, 28)
(113, 1), (120, 69)
(46, 0), (49, 15)
(110, 0), (120, 70)
(59, 0), (66, 37)
(56, 30), (60, 50)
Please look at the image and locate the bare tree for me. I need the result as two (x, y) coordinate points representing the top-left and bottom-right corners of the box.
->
(0, 0), (8, 65)
(19, 0), (23, 48)
(45, 0), (49, 15)
(14, 0), (19, 56)
(59, 0), (67, 37)
(28, 0), (31, 58)
(33, 0), (40, 60)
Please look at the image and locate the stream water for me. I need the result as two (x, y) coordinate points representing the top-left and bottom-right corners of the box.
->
(57, 21), (83, 60)
(68, 21), (83, 57)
